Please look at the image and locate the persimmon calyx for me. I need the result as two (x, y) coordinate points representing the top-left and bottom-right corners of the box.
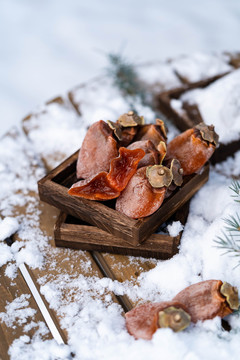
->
(107, 120), (122, 141)
(195, 123), (219, 147)
(117, 111), (144, 127)
(146, 165), (172, 188)
(220, 282), (239, 311)
(157, 141), (167, 164)
(170, 159), (183, 186)
(156, 118), (167, 140)
(146, 159), (183, 189)
(158, 307), (191, 332)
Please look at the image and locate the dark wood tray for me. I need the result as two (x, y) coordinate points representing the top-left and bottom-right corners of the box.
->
(157, 73), (240, 164)
(54, 201), (189, 259)
(38, 150), (209, 246)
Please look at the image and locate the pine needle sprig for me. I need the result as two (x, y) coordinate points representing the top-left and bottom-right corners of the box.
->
(214, 180), (240, 267)
(106, 52), (146, 103)
(229, 180), (240, 202)
(223, 214), (240, 233)
(215, 231), (240, 256)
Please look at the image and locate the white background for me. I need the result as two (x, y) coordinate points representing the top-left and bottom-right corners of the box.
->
(1, 0), (240, 136)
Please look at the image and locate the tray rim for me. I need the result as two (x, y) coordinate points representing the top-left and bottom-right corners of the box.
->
(53, 202), (190, 259)
(38, 149), (209, 245)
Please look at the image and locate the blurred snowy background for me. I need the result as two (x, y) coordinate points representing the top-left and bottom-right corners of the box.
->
(1, 0), (240, 137)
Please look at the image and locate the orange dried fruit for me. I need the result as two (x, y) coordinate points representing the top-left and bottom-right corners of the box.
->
(167, 123), (218, 175)
(68, 172), (120, 200)
(125, 301), (191, 340)
(135, 119), (167, 147)
(115, 166), (166, 218)
(69, 147), (145, 200)
(107, 147), (145, 191)
(127, 140), (159, 168)
(77, 120), (118, 179)
(173, 280), (239, 323)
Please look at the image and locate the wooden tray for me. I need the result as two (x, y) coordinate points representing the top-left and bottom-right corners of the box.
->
(54, 201), (189, 259)
(38, 150), (209, 246)
(157, 74), (240, 164)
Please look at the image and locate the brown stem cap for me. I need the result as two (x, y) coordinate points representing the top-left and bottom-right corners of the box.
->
(220, 282), (239, 311)
(146, 165), (173, 188)
(158, 306), (191, 332)
(195, 122), (219, 146)
(117, 111), (144, 127)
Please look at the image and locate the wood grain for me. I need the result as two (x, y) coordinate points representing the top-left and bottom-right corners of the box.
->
(91, 252), (133, 312)
(54, 201), (189, 259)
(38, 149), (209, 245)
(0, 265), (53, 360)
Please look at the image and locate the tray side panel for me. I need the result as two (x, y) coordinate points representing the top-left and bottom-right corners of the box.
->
(55, 223), (179, 260)
(38, 179), (139, 245)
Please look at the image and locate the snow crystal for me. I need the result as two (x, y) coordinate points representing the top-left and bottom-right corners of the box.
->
(5, 262), (18, 279)
(167, 221), (184, 237)
(0, 217), (19, 241)
(0, 294), (36, 328)
(70, 78), (156, 126)
(215, 150), (240, 178)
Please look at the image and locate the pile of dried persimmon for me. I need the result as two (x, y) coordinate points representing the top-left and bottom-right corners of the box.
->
(68, 111), (219, 219)
(125, 280), (239, 339)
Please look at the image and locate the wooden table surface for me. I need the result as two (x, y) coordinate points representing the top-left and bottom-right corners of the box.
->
(0, 91), (160, 360)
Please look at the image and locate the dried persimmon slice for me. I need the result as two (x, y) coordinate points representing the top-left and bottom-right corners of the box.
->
(69, 147), (145, 200)
(107, 147), (145, 191)
(125, 301), (191, 340)
(68, 172), (120, 200)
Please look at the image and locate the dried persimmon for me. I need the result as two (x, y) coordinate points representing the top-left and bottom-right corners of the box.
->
(173, 280), (239, 322)
(125, 301), (191, 340)
(69, 147), (145, 200)
(167, 123), (218, 175)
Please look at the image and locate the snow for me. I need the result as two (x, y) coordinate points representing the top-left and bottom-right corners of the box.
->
(1, 76), (240, 359)
(1, 11), (240, 355)
(0, 294), (36, 328)
(23, 80), (155, 169)
(170, 52), (232, 83)
(137, 62), (182, 92)
(0, 89), (240, 359)
(0, 217), (19, 241)
(1, 0), (240, 137)
(173, 69), (240, 144)
(167, 221), (184, 237)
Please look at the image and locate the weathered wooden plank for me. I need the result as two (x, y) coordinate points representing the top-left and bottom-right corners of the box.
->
(54, 201), (190, 259)
(0, 129), (119, 357)
(0, 265), (53, 360)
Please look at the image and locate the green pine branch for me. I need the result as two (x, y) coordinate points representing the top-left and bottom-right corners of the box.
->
(214, 181), (240, 267)
(229, 180), (240, 202)
(106, 52), (146, 105)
